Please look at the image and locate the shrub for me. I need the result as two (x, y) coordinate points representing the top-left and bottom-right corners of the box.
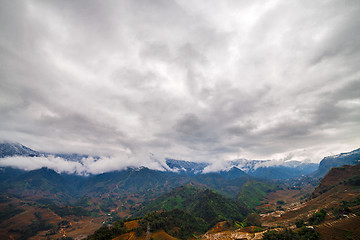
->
(244, 213), (261, 227)
(295, 219), (305, 228)
(308, 209), (326, 225)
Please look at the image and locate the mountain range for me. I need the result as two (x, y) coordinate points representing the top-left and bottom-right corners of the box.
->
(0, 142), (321, 179)
(2, 142), (359, 180)
(1, 143), (359, 203)
(1, 143), (360, 239)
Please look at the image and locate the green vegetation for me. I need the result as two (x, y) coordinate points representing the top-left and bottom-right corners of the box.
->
(42, 204), (90, 217)
(308, 209), (326, 225)
(135, 185), (249, 226)
(35, 198), (55, 205)
(342, 198), (360, 207)
(99, 197), (116, 212)
(262, 227), (320, 240)
(243, 213), (262, 227)
(88, 209), (208, 240)
(295, 219), (305, 228)
(344, 175), (360, 186)
(237, 180), (277, 209)
(331, 198), (360, 218)
(332, 205), (350, 219)
(87, 221), (128, 240)
(138, 209), (209, 240)
(194, 173), (249, 198)
(75, 196), (91, 207)
(191, 189), (248, 225)
(0, 204), (24, 223)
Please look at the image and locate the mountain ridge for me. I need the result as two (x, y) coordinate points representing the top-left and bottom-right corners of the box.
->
(0, 142), (320, 179)
(311, 148), (360, 177)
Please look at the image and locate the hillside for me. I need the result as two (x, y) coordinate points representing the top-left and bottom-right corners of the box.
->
(201, 164), (360, 240)
(261, 164), (360, 239)
(0, 165), (255, 239)
(313, 163), (360, 197)
(134, 185), (250, 226)
(237, 180), (278, 209)
(250, 164), (318, 180)
(89, 209), (209, 240)
(2, 167), (80, 202)
(1, 145), (360, 239)
(81, 167), (192, 199)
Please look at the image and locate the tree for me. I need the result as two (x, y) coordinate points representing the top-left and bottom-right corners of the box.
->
(244, 213), (261, 227)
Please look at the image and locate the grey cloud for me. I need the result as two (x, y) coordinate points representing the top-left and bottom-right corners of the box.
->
(0, 0), (359, 171)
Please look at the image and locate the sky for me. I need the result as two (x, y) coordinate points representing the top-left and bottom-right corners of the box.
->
(0, 0), (360, 173)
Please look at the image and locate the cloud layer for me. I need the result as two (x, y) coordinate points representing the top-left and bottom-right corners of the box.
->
(1, 0), (359, 169)
(0, 153), (168, 175)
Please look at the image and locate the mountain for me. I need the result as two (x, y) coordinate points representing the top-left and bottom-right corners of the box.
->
(229, 159), (318, 180)
(2, 143), (360, 240)
(165, 158), (318, 179)
(88, 209), (209, 240)
(1, 167), (82, 201)
(0, 142), (41, 158)
(89, 164), (360, 240)
(312, 148), (360, 177)
(194, 172), (250, 198)
(0, 167), (26, 182)
(249, 164), (318, 180)
(81, 167), (192, 199)
(0, 164), (255, 205)
(134, 185), (250, 225)
(165, 158), (209, 174)
(0, 142), (319, 179)
(275, 163), (360, 240)
(237, 180), (277, 209)
(219, 167), (247, 180)
(312, 163), (360, 198)
(52, 153), (99, 161)
(0, 142), (97, 162)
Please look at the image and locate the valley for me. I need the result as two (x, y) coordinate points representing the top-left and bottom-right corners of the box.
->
(0, 144), (359, 240)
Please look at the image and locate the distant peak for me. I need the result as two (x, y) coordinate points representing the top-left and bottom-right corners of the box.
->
(0, 142), (40, 158)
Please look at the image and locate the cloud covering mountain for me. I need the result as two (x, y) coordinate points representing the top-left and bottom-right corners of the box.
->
(0, 0), (359, 166)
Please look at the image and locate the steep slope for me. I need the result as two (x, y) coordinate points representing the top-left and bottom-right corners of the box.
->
(165, 158), (209, 174)
(230, 159), (319, 179)
(194, 172), (250, 198)
(219, 167), (247, 180)
(134, 185), (250, 225)
(0, 142), (41, 157)
(250, 164), (318, 180)
(237, 180), (277, 209)
(312, 163), (360, 197)
(89, 209), (209, 240)
(261, 164), (360, 232)
(3, 167), (80, 201)
(0, 164), (252, 208)
(0, 167), (26, 182)
(313, 148), (360, 177)
(82, 167), (192, 199)
(200, 164), (360, 240)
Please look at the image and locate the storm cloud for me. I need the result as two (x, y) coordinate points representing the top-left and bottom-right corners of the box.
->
(0, 0), (359, 171)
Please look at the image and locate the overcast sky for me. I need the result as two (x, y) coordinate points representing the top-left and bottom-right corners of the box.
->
(1, 0), (359, 171)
